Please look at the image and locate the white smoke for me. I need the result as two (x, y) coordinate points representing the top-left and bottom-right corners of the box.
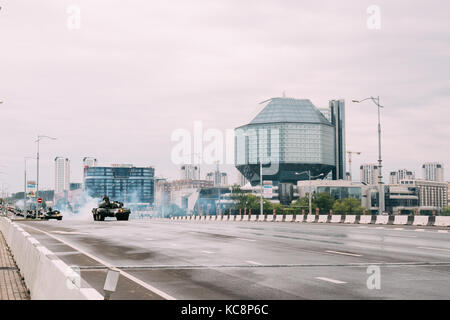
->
(61, 192), (100, 221)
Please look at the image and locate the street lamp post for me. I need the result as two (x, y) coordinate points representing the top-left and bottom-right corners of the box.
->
(295, 171), (324, 215)
(0, 173), (5, 216)
(24, 157), (35, 218)
(35, 135), (57, 217)
(352, 97), (384, 215)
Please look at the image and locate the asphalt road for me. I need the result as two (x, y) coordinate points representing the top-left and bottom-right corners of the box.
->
(15, 217), (450, 300)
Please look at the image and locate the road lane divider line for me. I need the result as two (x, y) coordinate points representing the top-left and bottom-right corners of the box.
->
(20, 224), (176, 300)
(246, 260), (263, 265)
(414, 229), (425, 232)
(437, 230), (448, 233)
(238, 238), (256, 242)
(417, 246), (450, 252)
(201, 250), (214, 254)
(315, 277), (347, 284)
(325, 250), (362, 257)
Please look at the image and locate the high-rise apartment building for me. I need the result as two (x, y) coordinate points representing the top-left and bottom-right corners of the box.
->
(389, 169), (415, 184)
(422, 162), (444, 182)
(360, 164), (379, 185)
(54, 157), (70, 194)
(180, 164), (199, 180)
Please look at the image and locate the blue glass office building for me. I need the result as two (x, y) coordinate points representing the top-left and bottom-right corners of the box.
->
(235, 97), (346, 186)
(84, 166), (155, 204)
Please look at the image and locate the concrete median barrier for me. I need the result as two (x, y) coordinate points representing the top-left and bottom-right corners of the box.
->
(330, 215), (342, 223)
(344, 215), (356, 224)
(306, 215), (316, 223)
(359, 215), (372, 224)
(413, 216), (428, 226)
(250, 215), (258, 222)
(285, 215), (294, 222)
(258, 215), (265, 222)
(375, 215), (389, 225)
(295, 214), (305, 222)
(434, 216), (450, 227)
(275, 215), (284, 222)
(0, 217), (102, 300)
(393, 215), (408, 225)
(318, 215), (328, 223)
(266, 215), (274, 222)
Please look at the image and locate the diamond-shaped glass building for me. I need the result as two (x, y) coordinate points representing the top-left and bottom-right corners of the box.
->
(235, 97), (346, 187)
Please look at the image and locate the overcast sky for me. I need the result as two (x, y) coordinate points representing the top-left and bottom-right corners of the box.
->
(0, 0), (449, 193)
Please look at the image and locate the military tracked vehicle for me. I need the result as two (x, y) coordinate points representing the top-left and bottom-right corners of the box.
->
(92, 196), (130, 221)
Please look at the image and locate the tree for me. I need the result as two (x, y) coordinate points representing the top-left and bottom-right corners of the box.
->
(441, 207), (450, 216)
(231, 186), (260, 211)
(332, 197), (365, 215)
(290, 195), (317, 213)
(314, 192), (335, 214)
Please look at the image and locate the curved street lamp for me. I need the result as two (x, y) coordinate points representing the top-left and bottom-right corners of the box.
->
(35, 135), (57, 216)
(352, 97), (384, 215)
(295, 171), (325, 215)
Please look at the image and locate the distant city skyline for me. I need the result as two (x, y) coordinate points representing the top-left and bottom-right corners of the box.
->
(0, 1), (449, 193)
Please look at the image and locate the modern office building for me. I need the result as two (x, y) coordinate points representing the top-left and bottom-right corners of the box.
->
(237, 171), (249, 186)
(384, 184), (419, 215)
(54, 157), (70, 194)
(180, 164), (199, 180)
(422, 162), (444, 182)
(360, 164), (380, 185)
(296, 180), (377, 212)
(83, 157), (97, 169)
(389, 169), (415, 184)
(399, 179), (447, 210)
(235, 97), (346, 188)
(69, 183), (82, 191)
(84, 164), (155, 205)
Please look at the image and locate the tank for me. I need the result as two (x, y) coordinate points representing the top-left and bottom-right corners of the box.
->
(40, 208), (62, 220)
(92, 198), (131, 221)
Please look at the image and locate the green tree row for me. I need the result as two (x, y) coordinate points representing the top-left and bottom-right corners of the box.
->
(231, 185), (366, 215)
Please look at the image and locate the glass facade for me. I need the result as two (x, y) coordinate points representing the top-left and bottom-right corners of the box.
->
(317, 186), (362, 201)
(84, 166), (154, 204)
(235, 98), (340, 186)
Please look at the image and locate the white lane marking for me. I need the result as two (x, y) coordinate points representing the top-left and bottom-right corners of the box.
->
(145, 238), (154, 241)
(415, 229), (425, 232)
(201, 250), (214, 254)
(52, 231), (88, 235)
(417, 246), (450, 252)
(325, 250), (362, 257)
(21, 224), (176, 300)
(437, 230), (449, 233)
(315, 277), (347, 284)
(386, 235), (417, 238)
(357, 226), (367, 228)
(246, 260), (262, 265)
(375, 227), (385, 229)
(393, 228), (404, 230)
(238, 238), (256, 242)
